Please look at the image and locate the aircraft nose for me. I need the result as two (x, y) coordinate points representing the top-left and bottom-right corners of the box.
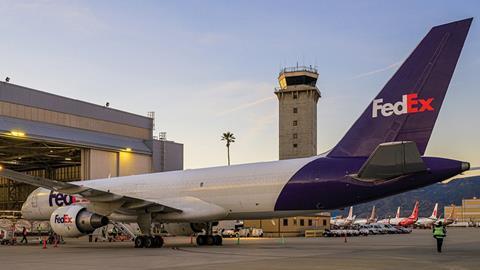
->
(20, 196), (34, 219)
(20, 202), (29, 217)
(461, 162), (470, 172)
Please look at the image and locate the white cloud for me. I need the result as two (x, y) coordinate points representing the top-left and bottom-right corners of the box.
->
(1, 0), (108, 34)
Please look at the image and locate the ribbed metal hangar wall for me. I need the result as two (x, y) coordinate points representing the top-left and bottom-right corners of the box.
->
(0, 81), (183, 211)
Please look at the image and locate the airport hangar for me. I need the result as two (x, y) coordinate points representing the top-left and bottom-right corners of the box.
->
(0, 81), (183, 211)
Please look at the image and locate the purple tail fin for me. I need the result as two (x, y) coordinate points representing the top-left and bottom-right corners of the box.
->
(328, 18), (472, 158)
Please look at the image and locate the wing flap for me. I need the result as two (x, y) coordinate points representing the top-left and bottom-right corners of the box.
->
(122, 201), (156, 210)
(56, 186), (92, 194)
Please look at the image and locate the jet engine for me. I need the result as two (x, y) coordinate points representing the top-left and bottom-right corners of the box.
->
(50, 205), (108, 237)
(163, 222), (209, 236)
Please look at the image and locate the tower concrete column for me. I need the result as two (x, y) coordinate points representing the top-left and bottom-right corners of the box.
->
(275, 66), (321, 160)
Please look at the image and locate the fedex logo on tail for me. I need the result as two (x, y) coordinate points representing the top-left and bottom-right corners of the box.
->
(372, 93), (434, 118)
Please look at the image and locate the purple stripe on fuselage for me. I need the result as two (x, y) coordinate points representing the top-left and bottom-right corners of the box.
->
(274, 156), (463, 211)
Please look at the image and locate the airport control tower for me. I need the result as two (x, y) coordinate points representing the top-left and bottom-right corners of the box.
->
(275, 66), (321, 160)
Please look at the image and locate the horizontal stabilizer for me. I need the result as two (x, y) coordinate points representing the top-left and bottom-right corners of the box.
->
(357, 141), (427, 180)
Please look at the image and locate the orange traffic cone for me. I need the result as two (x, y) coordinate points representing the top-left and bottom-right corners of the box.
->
(42, 239), (47, 249)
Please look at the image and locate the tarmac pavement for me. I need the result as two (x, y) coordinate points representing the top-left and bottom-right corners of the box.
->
(0, 228), (479, 270)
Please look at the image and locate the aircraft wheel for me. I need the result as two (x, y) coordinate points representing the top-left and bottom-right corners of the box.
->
(134, 236), (144, 248)
(213, 235), (222, 246)
(144, 236), (153, 248)
(153, 236), (164, 248)
(196, 235), (206, 246)
(206, 235), (214, 246)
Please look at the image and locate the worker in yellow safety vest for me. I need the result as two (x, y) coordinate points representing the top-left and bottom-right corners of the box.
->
(433, 221), (447, 253)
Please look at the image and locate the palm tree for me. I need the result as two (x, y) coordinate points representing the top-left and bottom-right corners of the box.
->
(221, 132), (236, 166)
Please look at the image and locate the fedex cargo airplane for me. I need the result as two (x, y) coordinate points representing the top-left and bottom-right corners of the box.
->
(0, 18), (473, 248)
(416, 203), (439, 228)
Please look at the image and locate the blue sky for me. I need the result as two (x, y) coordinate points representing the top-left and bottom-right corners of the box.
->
(0, 0), (479, 169)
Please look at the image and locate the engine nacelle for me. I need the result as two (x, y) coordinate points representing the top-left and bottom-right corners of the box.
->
(163, 222), (209, 236)
(50, 205), (108, 237)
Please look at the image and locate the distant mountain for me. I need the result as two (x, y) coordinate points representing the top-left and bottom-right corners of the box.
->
(332, 176), (480, 219)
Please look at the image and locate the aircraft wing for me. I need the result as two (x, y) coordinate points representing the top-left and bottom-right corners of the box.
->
(0, 167), (182, 215)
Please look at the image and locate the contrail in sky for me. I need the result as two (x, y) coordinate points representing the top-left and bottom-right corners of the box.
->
(217, 96), (275, 116)
(349, 61), (402, 80)
(218, 61), (402, 116)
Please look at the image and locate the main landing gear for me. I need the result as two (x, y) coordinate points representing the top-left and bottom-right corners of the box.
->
(135, 214), (164, 248)
(196, 235), (222, 246)
(196, 222), (222, 246)
(134, 235), (164, 248)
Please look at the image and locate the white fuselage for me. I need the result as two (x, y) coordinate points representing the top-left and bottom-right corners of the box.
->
(388, 218), (404, 226)
(22, 156), (320, 222)
(378, 217), (404, 226)
(353, 219), (368, 225)
(331, 216), (355, 227)
(416, 217), (437, 227)
(354, 218), (376, 226)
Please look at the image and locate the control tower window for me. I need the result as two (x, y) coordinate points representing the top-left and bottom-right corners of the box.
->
(293, 143), (298, 148)
(293, 107), (298, 113)
(285, 75), (317, 87)
(293, 120), (297, 126)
